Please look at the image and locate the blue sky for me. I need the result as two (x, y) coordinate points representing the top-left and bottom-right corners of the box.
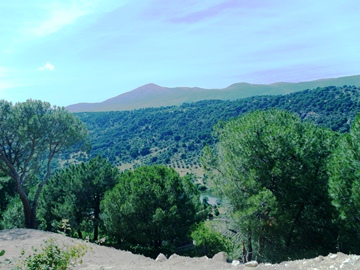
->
(1, 0), (360, 107)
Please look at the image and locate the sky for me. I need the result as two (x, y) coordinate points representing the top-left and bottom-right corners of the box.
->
(1, 0), (360, 107)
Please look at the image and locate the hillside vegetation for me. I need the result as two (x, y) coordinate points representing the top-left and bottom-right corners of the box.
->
(73, 85), (360, 172)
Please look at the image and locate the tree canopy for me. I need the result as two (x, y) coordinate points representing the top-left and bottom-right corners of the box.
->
(76, 85), (360, 170)
(328, 114), (360, 253)
(202, 110), (338, 262)
(41, 156), (119, 240)
(101, 165), (207, 257)
(0, 99), (88, 228)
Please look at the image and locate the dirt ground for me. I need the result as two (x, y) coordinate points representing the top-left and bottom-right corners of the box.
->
(1, 229), (360, 270)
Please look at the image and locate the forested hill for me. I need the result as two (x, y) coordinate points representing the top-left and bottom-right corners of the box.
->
(72, 85), (360, 171)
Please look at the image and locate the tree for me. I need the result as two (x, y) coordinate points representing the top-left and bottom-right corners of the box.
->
(191, 221), (232, 258)
(202, 110), (338, 262)
(328, 114), (360, 253)
(101, 165), (207, 257)
(41, 156), (119, 241)
(0, 99), (88, 229)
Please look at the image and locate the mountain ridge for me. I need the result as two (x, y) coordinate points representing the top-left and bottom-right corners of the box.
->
(66, 74), (360, 112)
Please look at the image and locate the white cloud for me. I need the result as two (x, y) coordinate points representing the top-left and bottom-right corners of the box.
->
(26, 2), (89, 37)
(23, 0), (130, 37)
(38, 62), (55, 71)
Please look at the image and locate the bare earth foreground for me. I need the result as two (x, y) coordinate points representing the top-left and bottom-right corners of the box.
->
(1, 229), (360, 270)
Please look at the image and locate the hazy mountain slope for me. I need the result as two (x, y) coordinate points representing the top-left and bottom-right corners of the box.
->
(66, 75), (360, 112)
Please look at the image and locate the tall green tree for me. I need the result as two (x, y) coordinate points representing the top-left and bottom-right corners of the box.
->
(328, 114), (360, 253)
(101, 165), (207, 257)
(0, 100), (88, 229)
(41, 156), (119, 241)
(202, 110), (338, 262)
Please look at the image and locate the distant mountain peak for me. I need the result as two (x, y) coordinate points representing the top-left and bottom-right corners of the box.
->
(134, 83), (165, 92)
(66, 75), (360, 112)
(142, 83), (161, 88)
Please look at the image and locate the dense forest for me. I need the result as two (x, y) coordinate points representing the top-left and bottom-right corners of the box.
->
(73, 85), (360, 171)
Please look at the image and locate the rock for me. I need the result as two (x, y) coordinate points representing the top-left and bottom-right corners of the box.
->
(314, 255), (325, 262)
(329, 253), (338, 260)
(245, 260), (259, 267)
(155, 253), (167, 262)
(232, 260), (240, 266)
(169, 254), (179, 260)
(212, 252), (227, 262)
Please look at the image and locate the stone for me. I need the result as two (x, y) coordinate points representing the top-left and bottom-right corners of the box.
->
(232, 260), (240, 266)
(155, 253), (167, 262)
(329, 254), (338, 260)
(212, 252), (227, 262)
(314, 255), (325, 262)
(245, 260), (259, 267)
(169, 254), (180, 260)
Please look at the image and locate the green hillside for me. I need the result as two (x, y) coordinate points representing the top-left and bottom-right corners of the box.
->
(70, 85), (360, 172)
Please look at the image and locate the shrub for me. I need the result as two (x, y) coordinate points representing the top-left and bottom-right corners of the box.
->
(15, 237), (89, 270)
(191, 221), (231, 258)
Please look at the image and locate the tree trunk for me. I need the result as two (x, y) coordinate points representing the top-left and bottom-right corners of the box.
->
(247, 231), (253, 262)
(19, 194), (37, 229)
(93, 196), (100, 241)
(257, 235), (264, 261)
(285, 203), (305, 249)
(17, 182), (37, 229)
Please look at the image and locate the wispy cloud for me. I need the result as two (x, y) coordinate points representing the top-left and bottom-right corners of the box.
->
(38, 62), (55, 71)
(24, 1), (91, 37)
(23, 0), (131, 37)
(170, 0), (240, 24)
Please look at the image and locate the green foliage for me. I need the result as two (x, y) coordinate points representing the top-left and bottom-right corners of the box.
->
(0, 99), (88, 229)
(75, 86), (360, 169)
(0, 196), (25, 229)
(0, 172), (16, 229)
(41, 156), (119, 241)
(191, 221), (232, 258)
(14, 238), (89, 270)
(58, 219), (72, 235)
(202, 110), (338, 262)
(328, 114), (360, 253)
(0, 249), (12, 266)
(101, 165), (207, 257)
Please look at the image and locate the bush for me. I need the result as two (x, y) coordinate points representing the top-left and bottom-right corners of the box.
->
(0, 197), (25, 229)
(191, 221), (231, 258)
(15, 238), (89, 270)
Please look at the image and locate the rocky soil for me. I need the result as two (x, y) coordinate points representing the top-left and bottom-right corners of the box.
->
(1, 229), (360, 270)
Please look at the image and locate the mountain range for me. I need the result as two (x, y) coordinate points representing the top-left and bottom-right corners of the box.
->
(66, 75), (360, 112)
